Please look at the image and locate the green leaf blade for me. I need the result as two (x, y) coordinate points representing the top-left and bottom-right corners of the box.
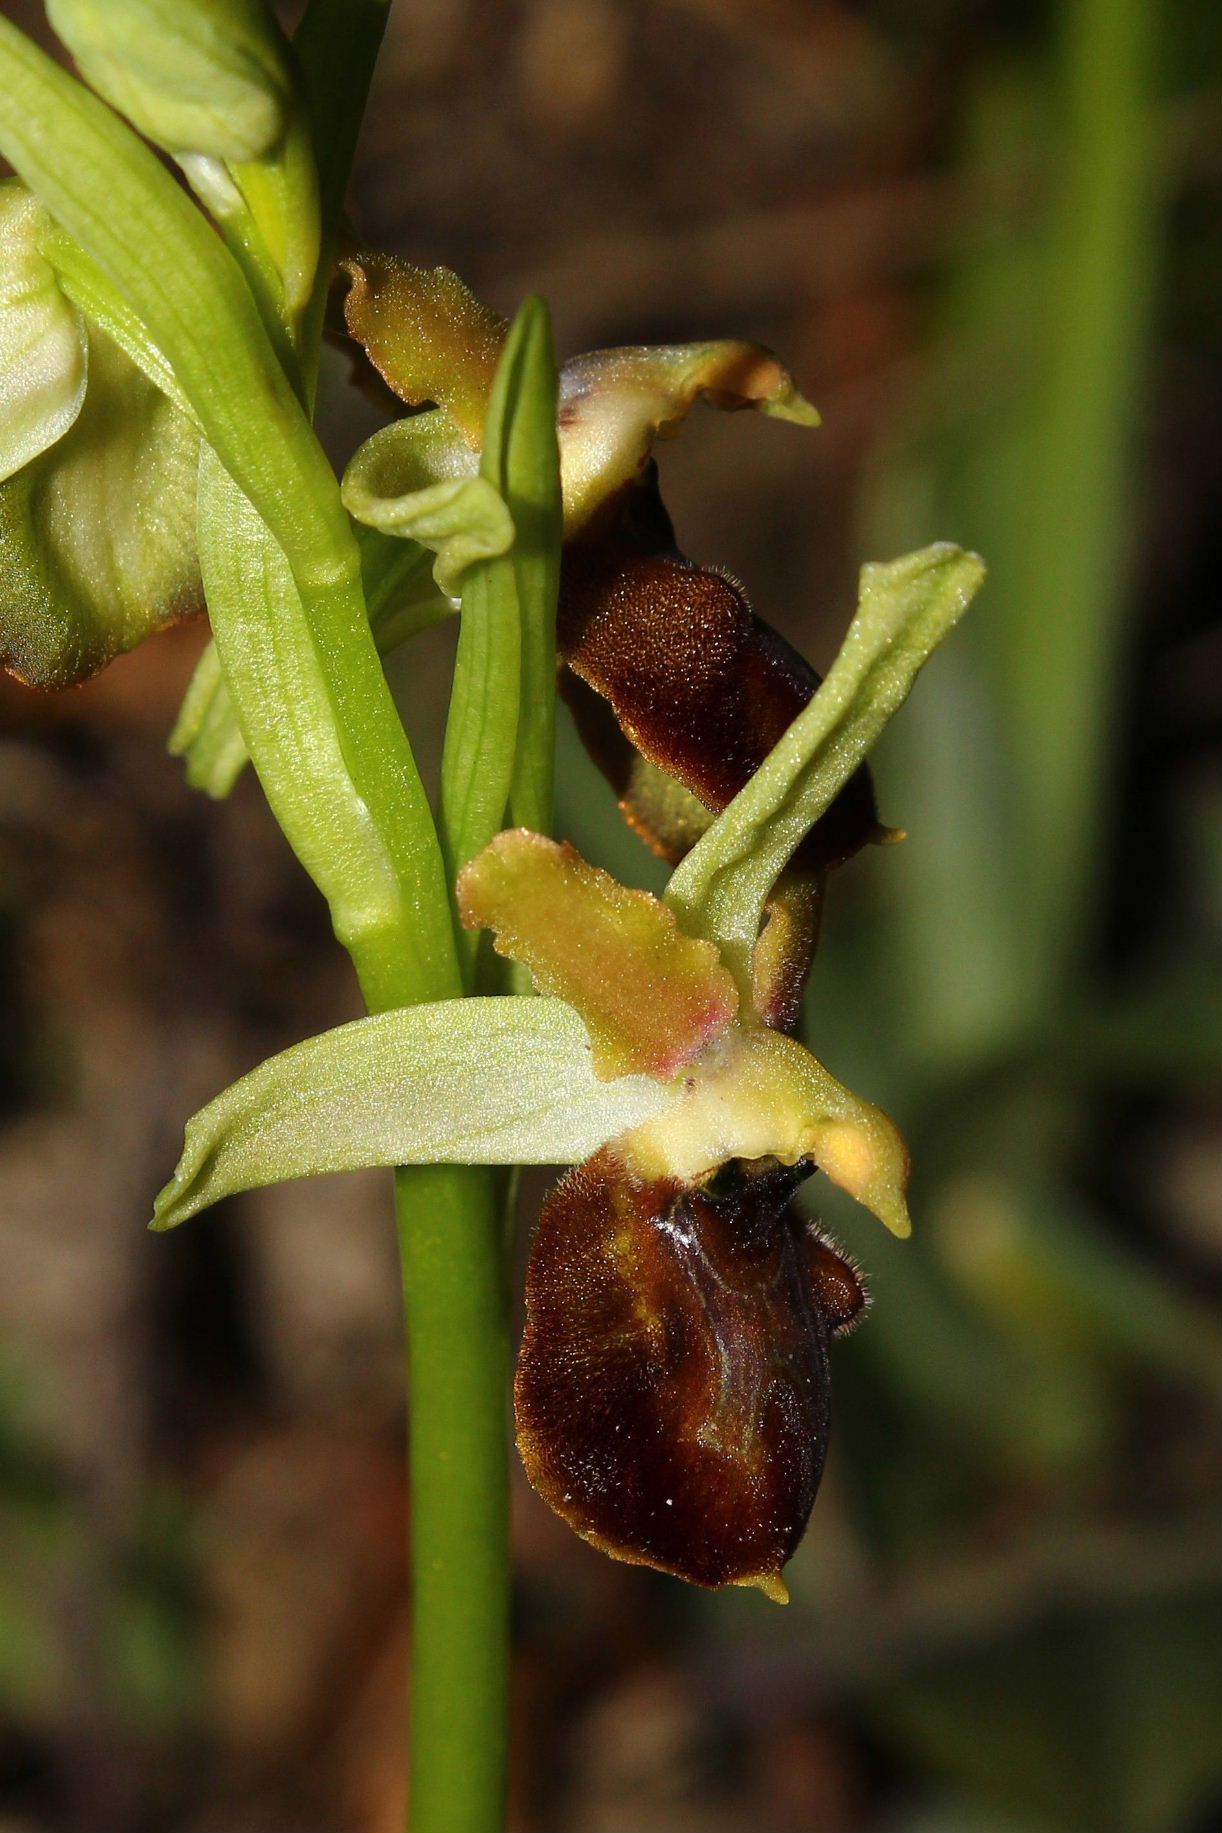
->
(152, 997), (669, 1231)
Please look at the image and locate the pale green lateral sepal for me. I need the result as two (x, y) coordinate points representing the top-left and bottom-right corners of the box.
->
(152, 997), (670, 1231)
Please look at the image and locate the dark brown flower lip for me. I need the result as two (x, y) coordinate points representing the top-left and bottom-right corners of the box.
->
(515, 1146), (867, 1595)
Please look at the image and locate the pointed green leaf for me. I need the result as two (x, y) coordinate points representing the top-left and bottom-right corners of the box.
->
(152, 996), (669, 1231)
(0, 180), (87, 483)
(665, 543), (986, 986)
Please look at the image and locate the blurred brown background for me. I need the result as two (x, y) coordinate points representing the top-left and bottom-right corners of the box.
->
(0, 1), (1218, 1829)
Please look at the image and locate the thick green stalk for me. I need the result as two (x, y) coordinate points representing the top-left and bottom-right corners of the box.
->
(395, 1164), (510, 1833)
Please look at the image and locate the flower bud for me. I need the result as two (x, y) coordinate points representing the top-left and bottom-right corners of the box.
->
(46, 0), (291, 163)
(0, 181), (87, 484)
(0, 322), (201, 687)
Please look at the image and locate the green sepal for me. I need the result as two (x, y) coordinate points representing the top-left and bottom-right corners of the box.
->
(0, 180), (88, 483)
(46, 0), (292, 164)
(0, 319), (199, 686)
(665, 543), (987, 987)
(152, 996), (669, 1231)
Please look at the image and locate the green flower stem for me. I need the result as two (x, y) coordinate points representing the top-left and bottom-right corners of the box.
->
(297, 9), (517, 1819)
(395, 1162), (510, 1833)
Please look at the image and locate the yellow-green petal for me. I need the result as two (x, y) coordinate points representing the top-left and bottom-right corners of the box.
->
(457, 830), (739, 1081)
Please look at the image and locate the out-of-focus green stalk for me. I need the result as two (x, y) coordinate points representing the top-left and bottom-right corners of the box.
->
(1000, 0), (1159, 989)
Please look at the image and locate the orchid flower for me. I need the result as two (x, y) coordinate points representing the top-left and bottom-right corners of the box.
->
(153, 256), (984, 1597)
(153, 513), (985, 1596)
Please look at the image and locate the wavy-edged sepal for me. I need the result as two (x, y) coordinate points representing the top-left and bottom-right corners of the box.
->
(340, 253), (507, 445)
(558, 540), (882, 875)
(557, 341), (818, 538)
(516, 1148), (861, 1594)
(0, 322), (200, 687)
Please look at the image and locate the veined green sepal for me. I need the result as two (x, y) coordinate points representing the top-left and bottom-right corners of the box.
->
(151, 997), (670, 1231)
(666, 543), (987, 988)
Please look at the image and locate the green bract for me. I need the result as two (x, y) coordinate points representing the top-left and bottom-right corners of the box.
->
(0, 315), (200, 686)
(0, 180), (87, 484)
(46, 0), (291, 164)
(666, 544), (987, 987)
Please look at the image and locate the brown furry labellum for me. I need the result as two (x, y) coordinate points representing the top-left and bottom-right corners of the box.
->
(516, 1148), (866, 1598)
(558, 535), (884, 880)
